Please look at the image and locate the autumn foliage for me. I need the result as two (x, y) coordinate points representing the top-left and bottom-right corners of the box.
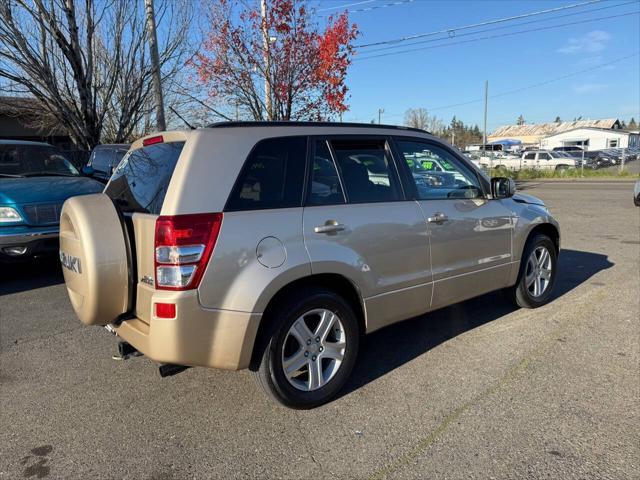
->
(191, 0), (358, 121)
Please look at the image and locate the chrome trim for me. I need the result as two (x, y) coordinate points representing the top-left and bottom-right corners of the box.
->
(0, 228), (59, 246)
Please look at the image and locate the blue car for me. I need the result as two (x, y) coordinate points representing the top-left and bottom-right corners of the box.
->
(0, 140), (104, 261)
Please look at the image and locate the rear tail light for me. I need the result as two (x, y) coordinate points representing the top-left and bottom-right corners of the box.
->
(154, 213), (223, 290)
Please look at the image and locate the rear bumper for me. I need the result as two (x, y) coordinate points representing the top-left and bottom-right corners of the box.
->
(112, 289), (261, 370)
(0, 226), (59, 258)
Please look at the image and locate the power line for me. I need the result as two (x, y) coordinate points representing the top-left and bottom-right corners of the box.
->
(354, 10), (640, 61)
(383, 52), (640, 119)
(359, 0), (637, 56)
(318, 0), (414, 15)
(317, 0), (375, 13)
(355, 0), (603, 48)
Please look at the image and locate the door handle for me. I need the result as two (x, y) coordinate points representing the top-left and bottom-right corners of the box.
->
(314, 220), (346, 234)
(427, 212), (448, 224)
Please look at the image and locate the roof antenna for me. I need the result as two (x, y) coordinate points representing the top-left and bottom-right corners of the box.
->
(169, 106), (195, 130)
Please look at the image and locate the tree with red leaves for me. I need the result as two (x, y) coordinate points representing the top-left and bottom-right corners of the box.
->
(191, 0), (358, 121)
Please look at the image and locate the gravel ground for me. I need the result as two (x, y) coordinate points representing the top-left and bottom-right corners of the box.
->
(1, 182), (638, 480)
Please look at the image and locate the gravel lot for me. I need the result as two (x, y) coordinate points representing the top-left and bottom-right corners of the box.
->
(1, 182), (638, 480)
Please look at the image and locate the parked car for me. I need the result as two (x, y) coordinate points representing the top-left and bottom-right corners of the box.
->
(519, 150), (576, 170)
(0, 140), (104, 261)
(84, 143), (130, 183)
(58, 122), (560, 408)
(553, 146), (583, 152)
(575, 151), (607, 169)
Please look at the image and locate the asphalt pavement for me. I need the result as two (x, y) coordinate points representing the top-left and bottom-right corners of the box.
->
(1, 182), (638, 479)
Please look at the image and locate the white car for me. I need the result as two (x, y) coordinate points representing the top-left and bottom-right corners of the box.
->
(518, 150), (576, 171)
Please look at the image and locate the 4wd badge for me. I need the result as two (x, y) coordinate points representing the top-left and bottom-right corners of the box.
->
(59, 251), (82, 274)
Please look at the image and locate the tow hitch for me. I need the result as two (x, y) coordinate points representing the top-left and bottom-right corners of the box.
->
(112, 340), (142, 361)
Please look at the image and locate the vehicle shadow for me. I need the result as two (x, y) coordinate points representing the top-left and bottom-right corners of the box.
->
(338, 248), (613, 398)
(0, 256), (63, 296)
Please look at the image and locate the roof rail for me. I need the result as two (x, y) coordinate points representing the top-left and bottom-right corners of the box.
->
(204, 120), (430, 134)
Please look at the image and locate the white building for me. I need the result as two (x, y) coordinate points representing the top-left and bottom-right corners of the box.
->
(540, 127), (638, 151)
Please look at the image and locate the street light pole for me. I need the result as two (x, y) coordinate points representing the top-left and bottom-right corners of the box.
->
(378, 108), (384, 124)
(483, 80), (489, 170)
(482, 82), (488, 148)
(144, 0), (166, 131)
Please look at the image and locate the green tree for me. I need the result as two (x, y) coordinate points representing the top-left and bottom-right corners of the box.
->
(517, 115), (525, 126)
(555, 116), (561, 123)
(628, 117), (637, 129)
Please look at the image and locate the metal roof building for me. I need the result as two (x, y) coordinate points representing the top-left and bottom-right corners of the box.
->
(488, 119), (622, 145)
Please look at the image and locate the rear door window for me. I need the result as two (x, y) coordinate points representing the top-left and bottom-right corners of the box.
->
(308, 140), (345, 205)
(105, 142), (184, 214)
(226, 136), (307, 211)
(329, 139), (400, 203)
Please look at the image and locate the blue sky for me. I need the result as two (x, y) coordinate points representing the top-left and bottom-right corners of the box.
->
(312, 0), (640, 130)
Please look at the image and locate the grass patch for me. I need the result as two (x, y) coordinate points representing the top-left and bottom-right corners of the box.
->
(489, 167), (638, 180)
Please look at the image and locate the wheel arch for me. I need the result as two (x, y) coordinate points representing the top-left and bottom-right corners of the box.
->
(525, 222), (560, 255)
(248, 273), (365, 370)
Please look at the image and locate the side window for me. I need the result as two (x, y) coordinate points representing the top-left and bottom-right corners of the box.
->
(538, 153), (550, 160)
(524, 152), (535, 160)
(330, 139), (400, 203)
(308, 140), (345, 205)
(226, 136), (306, 211)
(90, 149), (113, 173)
(396, 139), (483, 200)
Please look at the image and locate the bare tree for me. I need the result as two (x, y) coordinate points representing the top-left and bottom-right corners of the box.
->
(0, 0), (192, 149)
(404, 108), (444, 134)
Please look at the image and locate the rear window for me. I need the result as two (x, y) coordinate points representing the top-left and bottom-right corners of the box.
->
(105, 142), (184, 214)
(225, 137), (307, 211)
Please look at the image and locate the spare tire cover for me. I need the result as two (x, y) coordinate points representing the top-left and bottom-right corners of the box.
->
(59, 193), (129, 326)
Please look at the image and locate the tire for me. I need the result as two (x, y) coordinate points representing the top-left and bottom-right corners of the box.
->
(253, 287), (360, 409)
(506, 234), (558, 308)
(59, 193), (130, 325)
(555, 164), (569, 171)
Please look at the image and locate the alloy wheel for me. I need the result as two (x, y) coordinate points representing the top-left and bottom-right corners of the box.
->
(281, 309), (346, 391)
(525, 246), (552, 297)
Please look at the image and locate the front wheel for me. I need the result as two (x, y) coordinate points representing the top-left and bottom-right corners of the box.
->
(253, 287), (360, 409)
(506, 234), (558, 308)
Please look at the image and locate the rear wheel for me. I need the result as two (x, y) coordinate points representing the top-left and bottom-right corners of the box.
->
(506, 234), (557, 308)
(253, 287), (360, 409)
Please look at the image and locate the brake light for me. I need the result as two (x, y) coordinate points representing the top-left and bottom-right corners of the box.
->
(154, 213), (223, 290)
(143, 135), (164, 146)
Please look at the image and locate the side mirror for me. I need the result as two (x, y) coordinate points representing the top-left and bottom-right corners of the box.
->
(82, 165), (94, 176)
(491, 177), (516, 198)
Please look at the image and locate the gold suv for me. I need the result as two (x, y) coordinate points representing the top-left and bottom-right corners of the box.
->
(59, 122), (560, 408)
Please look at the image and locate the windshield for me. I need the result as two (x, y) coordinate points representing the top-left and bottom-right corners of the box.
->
(0, 144), (79, 177)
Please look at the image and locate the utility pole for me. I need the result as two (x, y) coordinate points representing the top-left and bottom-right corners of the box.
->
(378, 108), (384, 124)
(145, 0), (166, 131)
(261, 0), (272, 121)
(451, 130), (455, 147)
(482, 80), (489, 169)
